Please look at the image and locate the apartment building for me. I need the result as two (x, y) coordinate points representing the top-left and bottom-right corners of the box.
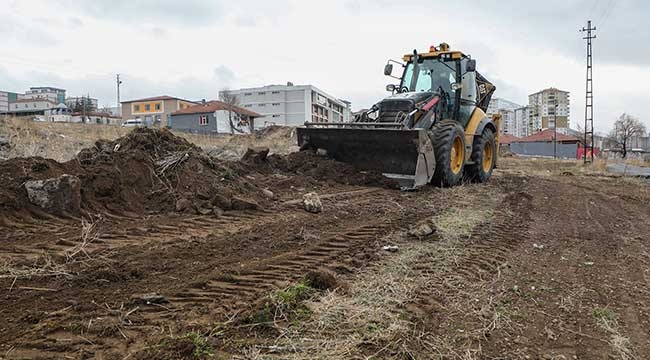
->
(513, 106), (530, 137)
(528, 88), (570, 134)
(20, 87), (66, 103)
(2, 87), (67, 115)
(222, 83), (352, 128)
(485, 98), (521, 135)
(486, 98), (520, 118)
(0, 91), (18, 113)
(8, 98), (58, 115)
(121, 95), (196, 126)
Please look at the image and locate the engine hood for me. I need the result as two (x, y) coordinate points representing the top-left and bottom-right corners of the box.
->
(383, 91), (435, 103)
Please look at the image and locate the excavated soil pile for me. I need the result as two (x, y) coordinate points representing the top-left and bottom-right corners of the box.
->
(263, 150), (400, 189)
(0, 128), (263, 217)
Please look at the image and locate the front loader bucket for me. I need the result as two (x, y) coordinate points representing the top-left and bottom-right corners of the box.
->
(296, 127), (435, 189)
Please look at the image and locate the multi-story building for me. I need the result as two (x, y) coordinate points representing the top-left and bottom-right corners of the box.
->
(2, 87), (66, 115)
(222, 83), (352, 128)
(498, 109), (516, 135)
(513, 106), (530, 137)
(8, 98), (58, 115)
(528, 88), (570, 134)
(486, 98), (521, 135)
(486, 98), (520, 118)
(20, 87), (66, 103)
(0, 91), (18, 113)
(120, 95), (196, 126)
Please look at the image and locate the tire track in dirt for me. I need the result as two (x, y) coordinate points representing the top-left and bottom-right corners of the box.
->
(406, 176), (534, 351)
(166, 223), (390, 312)
(3, 188), (410, 359)
(0, 211), (272, 264)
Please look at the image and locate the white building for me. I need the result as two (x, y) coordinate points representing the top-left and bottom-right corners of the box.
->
(44, 103), (73, 122)
(513, 106), (530, 137)
(20, 87), (66, 103)
(499, 109), (516, 135)
(222, 83), (352, 128)
(71, 112), (122, 125)
(486, 98), (520, 118)
(0, 91), (17, 113)
(9, 98), (58, 114)
(486, 98), (521, 135)
(3, 87), (67, 115)
(528, 88), (570, 134)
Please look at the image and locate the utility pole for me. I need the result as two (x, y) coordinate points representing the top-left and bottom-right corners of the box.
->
(116, 74), (123, 117)
(581, 20), (596, 163)
(553, 100), (557, 159)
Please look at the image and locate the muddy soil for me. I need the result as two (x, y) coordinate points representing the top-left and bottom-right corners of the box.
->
(1, 152), (649, 359)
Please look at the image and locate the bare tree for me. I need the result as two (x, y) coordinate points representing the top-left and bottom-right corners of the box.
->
(218, 89), (243, 135)
(606, 113), (646, 158)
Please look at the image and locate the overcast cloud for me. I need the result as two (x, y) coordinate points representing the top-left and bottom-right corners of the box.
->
(1, 0), (648, 133)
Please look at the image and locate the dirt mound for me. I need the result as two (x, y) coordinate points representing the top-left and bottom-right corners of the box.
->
(265, 150), (400, 189)
(0, 128), (263, 217)
(0, 157), (80, 215)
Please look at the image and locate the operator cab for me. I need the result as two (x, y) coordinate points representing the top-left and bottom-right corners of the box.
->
(383, 43), (478, 127)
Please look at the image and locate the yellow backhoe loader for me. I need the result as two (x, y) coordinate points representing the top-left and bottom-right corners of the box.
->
(296, 43), (501, 189)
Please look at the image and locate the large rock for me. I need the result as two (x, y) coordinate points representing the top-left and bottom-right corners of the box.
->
(24, 174), (81, 214)
(231, 196), (259, 210)
(175, 197), (192, 212)
(302, 192), (322, 213)
(408, 219), (438, 239)
(241, 147), (270, 164)
(211, 194), (232, 210)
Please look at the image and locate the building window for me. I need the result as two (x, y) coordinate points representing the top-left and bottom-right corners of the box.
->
(199, 115), (208, 126)
(272, 103), (280, 106)
(145, 104), (151, 111)
(134, 104), (140, 112)
(243, 92), (252, 96)
(272, 114), (280, 118)
(244, 104), (252, 108)
(258, 92), (266, 95)
(155, 103), (161, 110)
(259, 103), (266, 107)
(271, 91), (280, 94)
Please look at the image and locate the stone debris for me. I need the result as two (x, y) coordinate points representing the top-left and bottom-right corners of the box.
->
(302, 192), (323, 213)
(408, 219), (437, 238)
(24, 174), (81, 214)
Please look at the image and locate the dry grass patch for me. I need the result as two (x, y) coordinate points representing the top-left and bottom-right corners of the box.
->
(592, 307), (635, 360)
(1, 117), (128, 161)
(236, 190), (501, 359)
(1, 117), (296, 161)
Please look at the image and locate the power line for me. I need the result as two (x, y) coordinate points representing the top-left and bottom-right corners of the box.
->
(597, 0), (617, 27)
(588, 0), (601, 22)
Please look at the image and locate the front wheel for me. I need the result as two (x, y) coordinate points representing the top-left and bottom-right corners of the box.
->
(466, 129), (496, 183)
(430, 120), (466, 187)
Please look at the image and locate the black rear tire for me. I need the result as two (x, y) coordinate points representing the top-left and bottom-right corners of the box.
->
(466, 129), (496, 183)
(430, 120), (466, 187)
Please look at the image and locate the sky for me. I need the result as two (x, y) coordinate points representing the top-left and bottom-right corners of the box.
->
(0, 0), (648, 134)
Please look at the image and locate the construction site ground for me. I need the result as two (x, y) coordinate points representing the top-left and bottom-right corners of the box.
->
(1, 127), (650, 359)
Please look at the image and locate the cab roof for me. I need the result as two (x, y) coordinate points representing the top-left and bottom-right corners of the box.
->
(403, 43), (466, 62)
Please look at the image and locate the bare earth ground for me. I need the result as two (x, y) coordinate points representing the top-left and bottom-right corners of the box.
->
(1, 122), (650, 359)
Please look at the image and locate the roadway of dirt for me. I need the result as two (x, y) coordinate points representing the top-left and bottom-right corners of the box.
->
(1, 137), (649, 359)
